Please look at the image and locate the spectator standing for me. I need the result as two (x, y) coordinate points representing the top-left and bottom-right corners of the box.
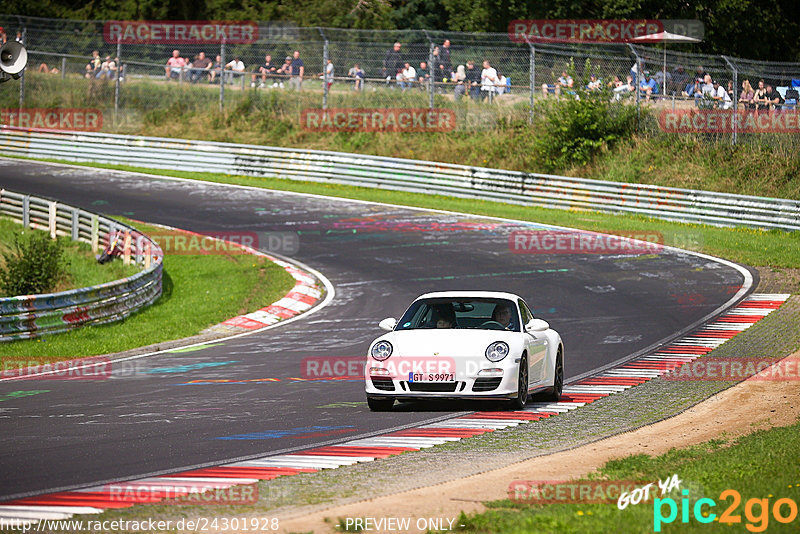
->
(383, 42), (403, 84)
(165, 49), (186, 80)
(321, 58), (334, 91)
(465, 60), (481, 100)
(453, 64), (466, 100)
(289, 50), (304, 91)
(190, 52), (212, 83)
(480, 60), (498, 101)
(440, 39), (452, 75)
(251, 54), (277, 87)
(739, 80), (755, 110)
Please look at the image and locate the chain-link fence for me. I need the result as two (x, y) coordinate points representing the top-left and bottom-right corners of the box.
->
(2, 15), (800, 145)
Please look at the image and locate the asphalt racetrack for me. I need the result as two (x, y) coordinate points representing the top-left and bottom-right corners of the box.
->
(0, 159), (752, 500)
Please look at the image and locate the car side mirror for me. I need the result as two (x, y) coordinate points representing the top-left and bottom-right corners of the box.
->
(525, 318), (549, 332)
(379, 317), (397, 332)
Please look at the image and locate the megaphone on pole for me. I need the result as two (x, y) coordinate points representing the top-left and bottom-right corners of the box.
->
(0, 41), (28, 82)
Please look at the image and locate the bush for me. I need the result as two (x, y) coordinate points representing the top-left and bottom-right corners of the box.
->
(533, 61), (640, 171)
(0, 232), (70, 296)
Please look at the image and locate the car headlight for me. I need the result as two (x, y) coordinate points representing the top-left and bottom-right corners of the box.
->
(370, 340), (393, 361)
(485, 341), (509, 362)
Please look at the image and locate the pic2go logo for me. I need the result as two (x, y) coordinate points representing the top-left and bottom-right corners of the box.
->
(653, 489), (799, 532)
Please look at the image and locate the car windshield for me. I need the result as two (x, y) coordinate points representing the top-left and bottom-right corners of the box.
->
(395, 297), (520, 332)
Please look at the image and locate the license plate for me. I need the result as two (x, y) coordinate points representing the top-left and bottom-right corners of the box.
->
(409, 372), (455, 382)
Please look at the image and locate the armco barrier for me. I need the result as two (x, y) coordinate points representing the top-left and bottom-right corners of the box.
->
(0, 189), (163, 341)
(1, 128), (799, 231)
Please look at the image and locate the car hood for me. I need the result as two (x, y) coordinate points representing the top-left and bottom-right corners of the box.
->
(378, 328), (521, 357)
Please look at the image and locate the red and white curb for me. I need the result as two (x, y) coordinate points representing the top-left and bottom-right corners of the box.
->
(0, 293), (790, 527)
(215, 257), (323, 331)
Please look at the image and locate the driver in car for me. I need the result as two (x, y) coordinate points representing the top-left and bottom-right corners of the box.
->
(491, 304), (513, 330)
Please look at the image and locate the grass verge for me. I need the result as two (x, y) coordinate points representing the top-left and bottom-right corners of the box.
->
(458, 418), (800, 533)
(0, 218), (296, 360)
(11, 157), (800, 269)
(0, 216), (139, 296)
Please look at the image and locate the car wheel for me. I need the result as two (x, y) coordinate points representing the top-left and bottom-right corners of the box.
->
(508, 354), (528, 410)
(367, 397), (394, 411)
(543, 349), (563, 402)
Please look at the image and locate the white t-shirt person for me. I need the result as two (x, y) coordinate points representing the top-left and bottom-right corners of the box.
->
(480, 61), (498, 92)
(402, 64), (416, 82)
(713, 83), (732, 109)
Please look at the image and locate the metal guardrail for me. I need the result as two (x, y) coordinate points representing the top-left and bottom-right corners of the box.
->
(0, 188), (163, 341)
(1, 127), (798, 231)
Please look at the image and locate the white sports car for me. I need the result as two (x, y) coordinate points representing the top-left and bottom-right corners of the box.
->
(365, 291), (564, 411)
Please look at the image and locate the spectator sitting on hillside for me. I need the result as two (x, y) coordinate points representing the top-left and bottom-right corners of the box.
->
(541, 70), (573, 97)
(753, 79), (769, 110)
(274, 56), (292, 87)
(765, 84), (784, 110)
(97, 56), (117, 80)
(208, 55), (222, 83)
(465, 60), (481, 100)
(37, 63), (59, 75)
(711, 79), (732, 109)
(400, 62), (416, 90)
(417, 61), (430, 90)
(495, 71), (509, 95)
(612, 75), (634, 101)
(739, 79), (755, 110)
(251, 54), (277, 88)
(189, 52), (212, 83)
(86, 50), (101, 78)
(225, 56), (245, 84)
(670, 66), (688, 95)
(639, 71), (658, 101)
(165, 49), (186, 80)
(587, 74), (601, 91)
(348, 63), (365, 91)
(653, 69), (671, 94)
(693, 74), (715, 106)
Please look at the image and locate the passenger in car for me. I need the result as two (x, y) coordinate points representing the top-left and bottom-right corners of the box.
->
(432, 306), (457, 329)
